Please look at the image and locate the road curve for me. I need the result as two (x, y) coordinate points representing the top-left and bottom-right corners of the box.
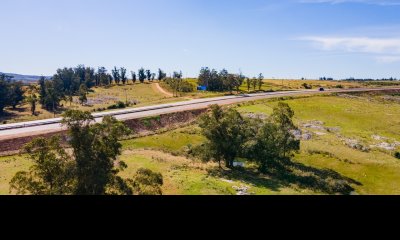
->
(1, 87), (399, 140)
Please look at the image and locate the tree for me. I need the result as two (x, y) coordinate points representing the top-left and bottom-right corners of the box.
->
(41, 80), (62, 112)
(8, 81), (24, 109)
(38, 77), (47, 105)
(0, 74), (11, 115)
(10, 109), (164, 195)
(131, 71), (137, 84)
(246, 78), (251, 92)
(170, 71), (183, 97)
(27, 94), (37, 116)
(157, 68), (167, 81)
(271, 102), (300, 158)
(61, 110), (133, 195)
(97, 67), (111, 86)
(112, 67), (120, 85)
(120, 67), (127, 85)
(258, 73), (264, 91)
(146, 70), (152, 82)
(235, 73), (245, 93)
(129, 168), (163, 195)
(199, 105), (246, 168)
(245, 119), (281, 173)
(84, 67), (96, 88)
(198, 67), (211, 89)
(252, 77), (257, 91)
(78, 84), (88, 105)
(10, 136), (75, 195)
(138, 68), (146, 83)
(151, 73), (156, 81)
(246, 103), (300, 173)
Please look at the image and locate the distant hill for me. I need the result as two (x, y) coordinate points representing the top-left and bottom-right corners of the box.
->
(0, 72), (51, 83)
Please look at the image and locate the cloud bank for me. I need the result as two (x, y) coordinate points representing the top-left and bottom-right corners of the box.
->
(300, 36), (400, 62)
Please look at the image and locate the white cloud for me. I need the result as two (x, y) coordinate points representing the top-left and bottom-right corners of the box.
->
(300, 0), (400, 5)
(300, 36), (400, 62)
(301, 36), (400, 54)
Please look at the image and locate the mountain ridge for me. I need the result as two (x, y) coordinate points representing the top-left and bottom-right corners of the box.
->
(0, 72), (51, 82)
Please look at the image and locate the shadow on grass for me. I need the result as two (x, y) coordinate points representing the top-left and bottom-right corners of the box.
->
(0, 107), (27, 123)
(208, 167), (283, 192)
(207, 160), (362, 195)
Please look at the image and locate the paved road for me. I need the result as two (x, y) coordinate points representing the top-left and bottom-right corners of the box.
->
(1, 87), (399, 140)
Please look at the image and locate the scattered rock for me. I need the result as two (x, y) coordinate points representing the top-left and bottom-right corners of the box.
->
(221, 179), (234, 184)
(370, 142), (397, 151)
(232, 185), (252, 195)
(302, 133), (313, 140)
(315, 132), (327, 136)
(303, 120), (325, 131)
(291, 130), (302, 140)
(372, 135), (388, 141)
(303, 124), (325, 131)
(326, 127), (341, 133)
(343, 138), (370, 152)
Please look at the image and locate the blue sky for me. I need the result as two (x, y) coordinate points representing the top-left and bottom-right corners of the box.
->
(1, 0), (400, 79)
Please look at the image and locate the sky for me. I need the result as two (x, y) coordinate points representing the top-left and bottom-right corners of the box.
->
(1, 0), (400, 79)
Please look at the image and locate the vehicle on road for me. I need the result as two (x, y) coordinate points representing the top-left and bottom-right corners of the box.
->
(319, 88), (325, 91)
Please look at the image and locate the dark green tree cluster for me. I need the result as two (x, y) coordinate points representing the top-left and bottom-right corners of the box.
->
(37, 65), (169, 112)
(9, 110), (163, 195)
(198, 103), (300, 173)
(0, 74), (25, 115)
(112, 67), (128, 85)
(197, 68), (245, 92)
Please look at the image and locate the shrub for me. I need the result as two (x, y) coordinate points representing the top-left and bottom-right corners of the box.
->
(302, 83), (312, 89)
(335, 85), (344, 89)
(107, 101), (126, 110)
(179, 81), (194, 92)
(395, 152), (400, 159)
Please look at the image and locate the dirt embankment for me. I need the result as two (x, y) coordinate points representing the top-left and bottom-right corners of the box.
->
(0, 109), (207, 156)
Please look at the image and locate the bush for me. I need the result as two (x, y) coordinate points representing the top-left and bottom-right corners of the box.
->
(395, 152), (400, 159)
(302, 83), (312, 89)
(335, 85), (344, 89)
(179, 81), (194, 92)
(107, 101), (127, 110)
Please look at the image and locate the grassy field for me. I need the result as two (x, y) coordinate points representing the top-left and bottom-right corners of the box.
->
(237, 94), (400, 194)
(2, 90), (400, 195)
(2, 79), (398, 124)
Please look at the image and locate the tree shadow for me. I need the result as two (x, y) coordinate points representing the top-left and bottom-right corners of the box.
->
(207, 167), (283, 192)
(0, 111), (18, 123)
(270, 161), (362, 195)
(207, 159), (362, 195)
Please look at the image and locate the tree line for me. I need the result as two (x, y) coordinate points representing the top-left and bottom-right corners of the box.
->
(38, 66), (170, 112)
(195, 103), (299, 172)
(197, 67), (264, 93)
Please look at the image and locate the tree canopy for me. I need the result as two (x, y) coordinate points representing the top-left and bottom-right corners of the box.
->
(10, 110), (164, 195)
